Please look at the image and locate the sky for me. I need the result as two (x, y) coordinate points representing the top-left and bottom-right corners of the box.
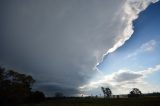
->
(0, 0), (160, 96)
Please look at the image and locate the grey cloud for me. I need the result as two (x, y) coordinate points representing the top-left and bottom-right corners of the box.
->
(113, 71), (143, 82)
(80, 65), (160, 95)
(0, 0), (126, 96)
(34, 83), (80, 97)
(0, 0), (158, 96)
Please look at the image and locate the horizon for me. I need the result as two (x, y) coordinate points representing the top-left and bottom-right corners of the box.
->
(0, 0), (160, 97)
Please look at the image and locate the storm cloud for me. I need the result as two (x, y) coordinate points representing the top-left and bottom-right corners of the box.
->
(0, 0), (158, 96)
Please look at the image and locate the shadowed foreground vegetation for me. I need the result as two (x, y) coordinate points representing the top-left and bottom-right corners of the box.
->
(1, 66), (160, 106)
(0, 67), (45, 106)
(23, 97), (160, 106)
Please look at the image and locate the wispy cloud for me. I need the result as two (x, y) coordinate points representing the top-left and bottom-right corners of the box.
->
(140, 40), (156, 52)
(0, 0), (159, 96)
(127, 40), (156, 58)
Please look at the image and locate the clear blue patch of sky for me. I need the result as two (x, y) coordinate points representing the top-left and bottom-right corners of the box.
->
(97, 0), (160, 81)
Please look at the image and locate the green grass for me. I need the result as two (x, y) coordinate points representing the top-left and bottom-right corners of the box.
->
(23, 97), (160, 106)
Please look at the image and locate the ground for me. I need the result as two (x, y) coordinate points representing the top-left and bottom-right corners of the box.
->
(22, 97), (160, 106)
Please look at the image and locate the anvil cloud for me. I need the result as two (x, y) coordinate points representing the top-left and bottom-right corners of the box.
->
(0, 0), (159, 96)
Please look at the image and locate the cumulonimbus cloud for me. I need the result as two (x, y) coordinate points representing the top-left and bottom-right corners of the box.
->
(96, 0), (159, 67)
(81, 0), (160, 95)
(0, 0), (159, 96)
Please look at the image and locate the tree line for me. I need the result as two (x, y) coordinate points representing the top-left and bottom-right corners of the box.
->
(0, 66), (45, 105)
(1, 66), (160, 105)
(101, 87), (160, 98)
(101, 87), (142, 98)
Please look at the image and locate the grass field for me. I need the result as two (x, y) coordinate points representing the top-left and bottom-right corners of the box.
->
(23, 97), (160, 106)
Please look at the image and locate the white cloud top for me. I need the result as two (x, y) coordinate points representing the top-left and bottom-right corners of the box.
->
(97, 0), (159, 66)
(0, 0), (159, 96)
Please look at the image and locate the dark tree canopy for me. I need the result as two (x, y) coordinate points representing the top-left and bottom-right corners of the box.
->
(101, 87), (112, 98)
(129, 88), (142, 97)
(0, 66), (37, 104)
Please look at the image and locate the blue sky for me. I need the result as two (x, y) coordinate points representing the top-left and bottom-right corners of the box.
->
(80, 1), (160, 96)
(0, 0), (160, 96)
(96, 1), (160, 93)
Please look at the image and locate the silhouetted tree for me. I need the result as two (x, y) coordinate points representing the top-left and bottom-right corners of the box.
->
(128, 88), (142, 97)
(0, 66), (36, 104)
(101, 87), (112, 98)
